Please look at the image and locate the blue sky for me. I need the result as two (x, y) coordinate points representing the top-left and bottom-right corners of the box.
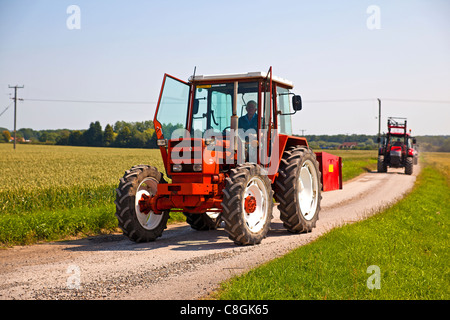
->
(0, 0), (449, 135)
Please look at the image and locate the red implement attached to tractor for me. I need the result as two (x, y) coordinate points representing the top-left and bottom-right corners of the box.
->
(377, 117), (417, 175)
(115, 68), (343, 245)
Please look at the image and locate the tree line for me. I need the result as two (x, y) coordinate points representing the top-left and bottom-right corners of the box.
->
(1, 123), (449, 152)
(1, 121), (159, 148)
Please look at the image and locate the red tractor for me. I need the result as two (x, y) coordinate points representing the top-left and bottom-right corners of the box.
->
(377, 117), (417, 175)
(115, 68), (342, 245)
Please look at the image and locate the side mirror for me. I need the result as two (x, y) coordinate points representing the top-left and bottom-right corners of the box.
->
(292, 95), (302, 111)
(413, 138), (417, 144)
(377, 137), (381, 143)
(193, 99), (199, 114)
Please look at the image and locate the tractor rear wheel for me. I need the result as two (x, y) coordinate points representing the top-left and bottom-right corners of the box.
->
(221, 163), (273, 245)
(405, 157), (413, 175)
(274, 147), (322, 233)
(115, 165), (170, 242)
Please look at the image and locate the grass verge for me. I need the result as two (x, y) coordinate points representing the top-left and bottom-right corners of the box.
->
(0, 204), (186, 247)
(213, 154), (449, 300)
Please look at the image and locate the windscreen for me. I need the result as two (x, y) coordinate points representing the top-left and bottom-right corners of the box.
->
(191, 82), (259, 136)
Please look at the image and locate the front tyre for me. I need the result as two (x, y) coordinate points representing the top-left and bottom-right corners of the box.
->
(221, 163), (274, 245)
(115, 165), (169, 242)
(405, 157), (413, 175)
(377, 155), (387, 173)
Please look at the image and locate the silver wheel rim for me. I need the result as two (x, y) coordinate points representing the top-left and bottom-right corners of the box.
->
(298, 160), (319, 221)
(135, 177), (163, 230)
(242, 176), (269, 233)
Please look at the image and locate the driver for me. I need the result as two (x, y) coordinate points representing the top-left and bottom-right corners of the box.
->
(393, 138), (402, 146)
(238, 100), (258, 132)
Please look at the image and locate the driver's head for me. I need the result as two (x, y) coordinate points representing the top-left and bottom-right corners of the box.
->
(246, 100), (257, 117)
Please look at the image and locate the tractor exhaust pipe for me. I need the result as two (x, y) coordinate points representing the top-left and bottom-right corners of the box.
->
(231, 81), (239, 151)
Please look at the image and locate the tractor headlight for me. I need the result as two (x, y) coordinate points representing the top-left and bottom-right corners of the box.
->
(172, 164), (182, 172)
(193, 164), (203, 172)
(157, 139), (167, 147)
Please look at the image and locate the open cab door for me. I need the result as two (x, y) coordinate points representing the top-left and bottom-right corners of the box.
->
(154, 74), (191, 172)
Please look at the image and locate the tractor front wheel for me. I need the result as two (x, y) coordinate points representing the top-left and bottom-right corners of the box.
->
(221, 163), (274, 245)
(405, 157), (413, 175)
(377, 155), (387, 173)
(115, 165), (170, 242)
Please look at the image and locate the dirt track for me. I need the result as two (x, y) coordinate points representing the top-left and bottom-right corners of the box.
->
(0, 167), (419, 300)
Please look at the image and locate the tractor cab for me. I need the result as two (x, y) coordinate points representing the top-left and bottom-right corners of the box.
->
(153, 68), (306, 179)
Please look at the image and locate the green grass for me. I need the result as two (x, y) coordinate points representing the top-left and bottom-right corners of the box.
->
(214, 153), (449, 300)
(0, 144), (377, 246)
(329, 150), (378, 181)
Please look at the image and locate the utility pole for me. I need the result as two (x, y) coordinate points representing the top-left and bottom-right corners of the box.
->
(8, 85), (24, 150)
(377, 98), (381, 149)
(299, 129), (306, 136)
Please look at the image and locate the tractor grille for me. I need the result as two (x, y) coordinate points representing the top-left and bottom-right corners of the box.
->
(169, 139), (203, 166)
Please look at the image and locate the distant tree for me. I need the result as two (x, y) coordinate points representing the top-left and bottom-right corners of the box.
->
(18, 128), (37, 141)
(2, 130), (11, 142)
(69, 130), (84, 146)
(83, 121), (103, 146)
(130, 131), (147, 148)
(115, 126), (132, 147)
(39, 132), (49, 143)
(56, 130), (70, 145)
(438, 139), (450, 152)
(103, 124), (115, 146)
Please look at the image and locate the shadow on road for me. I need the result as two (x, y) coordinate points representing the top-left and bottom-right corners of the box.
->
(51, 220), (293, 253)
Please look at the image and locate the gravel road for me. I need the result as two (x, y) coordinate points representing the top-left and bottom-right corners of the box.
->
(0, 167), (419, 300)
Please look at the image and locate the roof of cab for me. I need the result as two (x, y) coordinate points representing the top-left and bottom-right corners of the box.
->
(189, 71), (294, 89)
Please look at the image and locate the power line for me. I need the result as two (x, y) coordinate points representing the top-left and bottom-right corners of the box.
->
(304, 98), (450, 104)
(382, 98), (450, 104)
(305, 99), (374, 103)
(19, 97), (450, 105)
(0, 102), (13, 117)
(22, 98), (156, 104)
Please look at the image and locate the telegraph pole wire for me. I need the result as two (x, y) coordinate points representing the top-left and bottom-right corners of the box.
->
(0, 102), (13, 118)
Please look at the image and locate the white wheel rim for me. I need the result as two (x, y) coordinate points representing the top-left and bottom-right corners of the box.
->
(135, 177), (163, 230)
(298, 160), (319, 221)
(242, 177), (269, 233)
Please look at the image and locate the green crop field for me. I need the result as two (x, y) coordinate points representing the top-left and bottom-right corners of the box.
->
(0, 144), (377, 246)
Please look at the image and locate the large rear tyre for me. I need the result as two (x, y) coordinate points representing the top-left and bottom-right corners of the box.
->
(221, 163), (274, 245)
(274, 147), (322, 233)
(115, 165), (169, 242)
